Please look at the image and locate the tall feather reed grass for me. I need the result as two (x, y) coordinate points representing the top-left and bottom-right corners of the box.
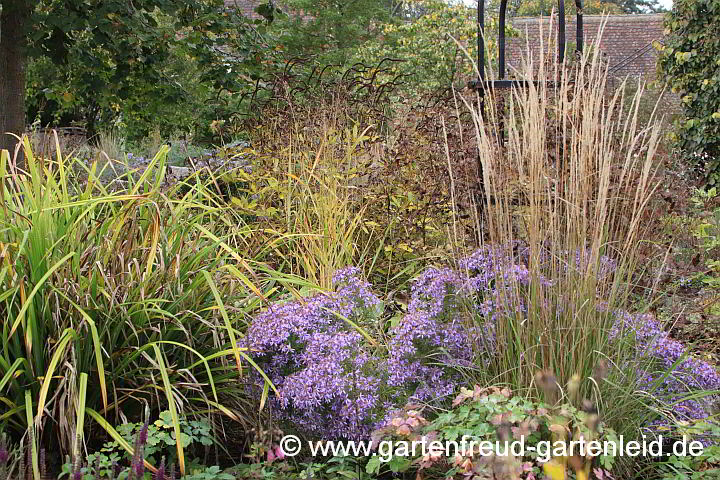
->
(457, 26), (664, 452)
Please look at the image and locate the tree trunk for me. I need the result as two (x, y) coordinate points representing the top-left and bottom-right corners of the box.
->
(0, 0), (30, 167)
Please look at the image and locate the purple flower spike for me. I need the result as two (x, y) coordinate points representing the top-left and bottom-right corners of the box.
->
(134, 458), (145, 478)
(154, 457), (166, 480)
(139, 420), (149, 446)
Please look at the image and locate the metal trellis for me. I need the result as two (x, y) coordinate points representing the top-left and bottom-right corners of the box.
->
(469, 0), (585, 93)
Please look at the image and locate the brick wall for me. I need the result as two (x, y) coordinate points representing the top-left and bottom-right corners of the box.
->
(506, 14), (666, 79)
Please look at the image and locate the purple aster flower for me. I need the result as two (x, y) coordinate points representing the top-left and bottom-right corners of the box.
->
(245, 242), (719, 446)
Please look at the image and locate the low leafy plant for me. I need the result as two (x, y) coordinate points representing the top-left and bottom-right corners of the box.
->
(59, 410), (214, 474)
(650, 420), (720, 480)
(182, 465), (235, 480)
(363, 384), (617, 480)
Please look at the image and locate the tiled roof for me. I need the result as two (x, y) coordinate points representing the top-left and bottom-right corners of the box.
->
(507, 14), (667, 78)
(224, 0), (261, 19)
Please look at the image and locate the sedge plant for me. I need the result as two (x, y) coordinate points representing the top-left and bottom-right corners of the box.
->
(0, 135), (287, 459)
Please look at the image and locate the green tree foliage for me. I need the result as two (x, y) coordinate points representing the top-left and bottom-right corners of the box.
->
(2, 0), (273, 147)
(658, 0), (720, 183)
(352, 0), (494, 93)
(506, 0), (621, 16)
(613, 0), (666, 13)
(502, 0), (665, 16)
(270, 0), (394, 64)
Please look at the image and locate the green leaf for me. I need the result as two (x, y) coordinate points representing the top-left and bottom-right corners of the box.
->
(388, 456), (411, 473)
(365, 456), (381, 474)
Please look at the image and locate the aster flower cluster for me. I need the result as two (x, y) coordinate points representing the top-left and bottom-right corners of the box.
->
(245, 267), (385, 439)
(247, 248), (575, 438)
(386, 245), (553, 403)
(247, 248), (547, 438)
(611, 311), (720, 424)
(247, 245), (720, 444)
(387, 266), (481, 401)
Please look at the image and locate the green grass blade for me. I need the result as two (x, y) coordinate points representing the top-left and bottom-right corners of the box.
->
(323, 307), (378, 347)
(153, 344), (185, 476)
(203, 271), (243, 376)
(25, 390), (40, 480)
(0, 358), (24, 392)
(36, 328), (76, 420)
(74, 373), (88, 461)
(149, 340), (218, 402)
(51, 290), (108, 411)
(8, 252), (75, 338)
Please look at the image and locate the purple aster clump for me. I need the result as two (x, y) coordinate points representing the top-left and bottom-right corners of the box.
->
(246, 266), (385, 440)
(386, 245), (548, 402)
(247, 248), (553, 438)
(386, 266), (475, 400)
(247, 243), (720, 444)
(279, 331), (382, 438)
(611, 311), (720, 424)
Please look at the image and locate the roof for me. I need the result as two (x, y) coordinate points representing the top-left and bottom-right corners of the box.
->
(224, 0), (261, 19)
(506, 13), (668, 78)
(511, 13), (666, 23)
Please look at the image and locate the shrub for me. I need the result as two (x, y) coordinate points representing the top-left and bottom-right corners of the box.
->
(657, 0), (720, 184)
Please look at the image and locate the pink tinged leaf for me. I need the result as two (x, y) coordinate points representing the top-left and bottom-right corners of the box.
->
(273, 445), (285, 460)
(396, 425), (412, 436)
